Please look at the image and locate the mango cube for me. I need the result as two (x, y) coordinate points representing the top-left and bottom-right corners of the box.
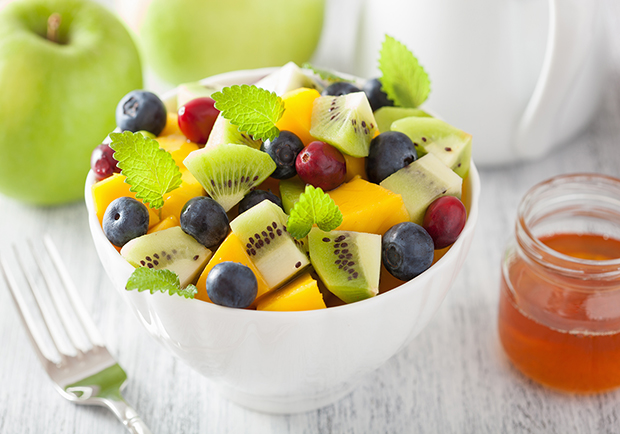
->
(328, 177), (410, 236)
(256, 272), (326, 311)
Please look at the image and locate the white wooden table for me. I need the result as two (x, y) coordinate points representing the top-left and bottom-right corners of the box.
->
(1, 1), (620, 433)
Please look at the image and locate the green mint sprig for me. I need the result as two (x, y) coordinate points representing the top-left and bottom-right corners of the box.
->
(126, 267), (197, 299)
(211, 85), (285, 142)
(379, 35), (431, 108)
(287, 185), (343, 239)
(302, 63), (355, 83)
(109, 131), (182, 209)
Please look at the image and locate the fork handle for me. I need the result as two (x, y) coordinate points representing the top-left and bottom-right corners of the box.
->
(126, 417), (153, 434)
(104, 396), (153, 434)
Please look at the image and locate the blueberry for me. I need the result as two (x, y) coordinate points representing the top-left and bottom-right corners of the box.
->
(238, 190), (284, 215)
(206, 262), (258, 308)
(102, 197), (149, 247)
(363, 78), (394, 112)
(261, 131), (304, 179)
(321, 81), (361, 97)
(382, 222), (434, 281)
(180, 197), (229, 248)
(116, 90), (167, 136)
(366, 131), (417, 183)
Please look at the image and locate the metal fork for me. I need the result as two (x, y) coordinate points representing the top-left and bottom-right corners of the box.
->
(1, 236), (152, 434)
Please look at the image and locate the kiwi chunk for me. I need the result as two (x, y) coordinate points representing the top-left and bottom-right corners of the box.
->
(255, 61), (322, 95)
(279, 176), (306, 214)
(308, 228), (380, 304)
(294, 236), (309, 255)
(380, 153), (462, 225)
(277, 177), (309, 253)
(230, 200), (309, 288)
(184, 144), (276, 212)
(309, 92), (378, 158)
(391, 117), (472, 178)
(374, 106), (431, 133)
(205, 113), (262, 150)
(121, 226), (212, 288)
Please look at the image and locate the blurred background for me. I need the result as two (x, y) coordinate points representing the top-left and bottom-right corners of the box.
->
(112, 0), (359, 94)
(0, 0), (609, 206)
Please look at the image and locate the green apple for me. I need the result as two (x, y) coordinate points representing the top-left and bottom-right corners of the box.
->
(137, 0), (325, 85)
(0, 0), (142, 205)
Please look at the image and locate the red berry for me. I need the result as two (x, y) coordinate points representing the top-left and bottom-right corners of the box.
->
(178, 97), (219, 144)
(91, 144), (120, 181)
(423, 196), (467, 249)
(295, 141), (346, 191)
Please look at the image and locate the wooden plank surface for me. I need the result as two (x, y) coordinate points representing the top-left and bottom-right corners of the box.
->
(1, 1), (620, 432)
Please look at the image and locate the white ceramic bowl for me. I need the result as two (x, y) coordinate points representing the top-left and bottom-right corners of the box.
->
(85, 68), (480, 414)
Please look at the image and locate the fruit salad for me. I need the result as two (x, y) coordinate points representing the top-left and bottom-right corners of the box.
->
(90, 36), (472, 312)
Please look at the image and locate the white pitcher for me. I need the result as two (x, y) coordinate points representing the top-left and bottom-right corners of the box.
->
(354, 0), (606, 166)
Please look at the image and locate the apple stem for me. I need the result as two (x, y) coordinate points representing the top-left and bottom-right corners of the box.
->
(47, 13), (62, 43)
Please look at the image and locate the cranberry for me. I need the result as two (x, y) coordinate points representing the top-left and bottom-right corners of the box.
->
(295, 141), (346, 191)
(91, 144), (120, 181)
(423, 196), (467, 249)
(178, 97), (219, 144)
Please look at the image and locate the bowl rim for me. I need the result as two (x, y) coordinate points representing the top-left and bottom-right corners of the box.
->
(86, 67), (480, 318)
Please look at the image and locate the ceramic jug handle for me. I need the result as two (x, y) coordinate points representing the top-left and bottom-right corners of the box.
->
(514, 0), (598, 159)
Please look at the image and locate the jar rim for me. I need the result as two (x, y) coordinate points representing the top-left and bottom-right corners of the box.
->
(516, 173), (620, 279)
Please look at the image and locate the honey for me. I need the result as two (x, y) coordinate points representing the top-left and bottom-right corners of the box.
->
(499, 233), (620, 392)
(498, 174), (620, 393)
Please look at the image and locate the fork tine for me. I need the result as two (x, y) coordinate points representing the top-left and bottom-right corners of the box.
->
(0, 253), (58, 366)
(28, 239), (88, 354)
(13, 244), (75, 359)
(43, 235), (104, 347)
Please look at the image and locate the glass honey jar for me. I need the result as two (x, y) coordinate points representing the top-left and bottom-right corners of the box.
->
(498, 174), (620, 392)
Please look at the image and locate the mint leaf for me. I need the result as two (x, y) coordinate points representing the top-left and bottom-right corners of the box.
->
(126, 267), (197, 299)
(302, 63), (354, 83)
(109, 131), (182, 209)
(287, 185), (343, 239)
(212, 85), (285, 142)
(379, 35), (431, 108)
